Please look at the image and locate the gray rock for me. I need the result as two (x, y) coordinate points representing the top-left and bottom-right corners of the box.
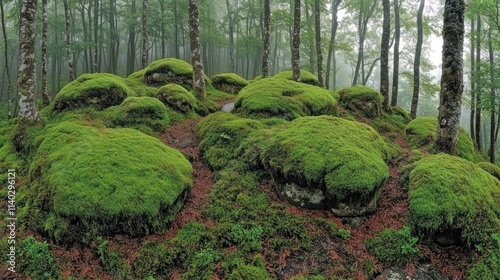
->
(221, 102), (235, 112)
(377, 265), (446, 280)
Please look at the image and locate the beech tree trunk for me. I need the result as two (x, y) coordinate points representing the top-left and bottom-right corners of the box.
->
(1, 0), (12, 119)
(188, 0), (206, 99)
(127, 0), (137, 75)
(326, 0), (341, 89)
(314, 0), (323, 86)
(380, 0), (390, 111)
(18, 0), (40, 122)
(41, 0), (50, 105)
(352, 0), (376, 86)
(63, 0), (75, 81)
(488, 27), (496, 163)
(435, 0), (465, 155)
(411, 0), (425, 119)
(226, 0), (235, 72)
(391, 0), (401, 107)
(470, 18), (476, 142)
(141, 0), (148, 69)
(261, 0), (271, 78)
(475, 15), (482, 151)
(292, 0), (301, 82)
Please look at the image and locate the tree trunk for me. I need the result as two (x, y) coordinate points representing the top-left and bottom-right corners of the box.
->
(188, 0), (206, 99)
(391, 0), (401, 107)
(435, 0), (465, 155)
(326, 0), (341, 89)
(305, 2), (314, 73)
(475, 15), (482, 151)
(292, 0), (301, 82)
(352, 0), (376, 86)
(18, 0), (40, 122)
(1, 0), (13, 118)
(380, 0), (390, 111)
(141, 0), (148, 69)
(488, 27), (495, 163)
(314, 0), (323, 86)
(127, 0), (137, 75)
(226, 0), (235, 72)
(261, 0), (271, 78)
(411, 0), (425, 119)
(41, 0), (50, 105)
(93, 0), (99, 72)
(63, 0), (75, 81)
(470, 18), (476, 142)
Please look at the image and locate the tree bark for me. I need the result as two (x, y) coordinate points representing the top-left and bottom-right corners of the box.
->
(391, 0), (401, 107)
(314, 0), (323, 86)
(352, 0), (376, 86)
(18, 0), (40, 122)
(188, 0), (206, 99)
(470, 18), (476, 142)
(488, 27), (495, 163)
(411, 0), (425, 119)
(261, 0), (271, 78)
(1, 0), (12, 118)
(475, 15), (482, 151)
(226, 0), (235, 72)
(63, 0), (75, 81)
(93, 0), (99, 72)
(435, 0), (465, 155)
(380, 0), (390, 111)
(127, 0), (137, 75)
(292, 0), (301, 82)
(141, 0), (148, 69)
(326, 0), (341, 89)
(41, 0), (50, 105)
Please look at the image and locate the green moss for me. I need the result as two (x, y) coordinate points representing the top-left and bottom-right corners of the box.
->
(197, 112), (264, 170)
(407, 153), (500, 246)
(273, 70), (320, 86)
(228, 263), (271, 280)
(23, 122), (192, 244)
(104, 96), (170, 132)
(145, 58), (193, 77)
(53, 73), (136, 112)
(157, 84), (197, 113)
(390, 106), (412, 123)
(477, 162), (500, 180)
(338, 86), (384, 118)
(96, 239), (131, 278)
(18, 237), (60, 280)
(405, 117), (476, 161)
(254, 116), (389, 201)
(234, 78), (337, 120)
(125, 69), (158, 97)
(467, 234), (500, 280)
(211, 73), (249, 94)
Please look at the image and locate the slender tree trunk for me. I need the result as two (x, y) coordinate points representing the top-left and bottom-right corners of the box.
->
(41, 0), (50, 105)
(79, 0), (89, 72)
(188, 0), (206, 99)
(127, 0), (136, 75)
(314, 0), (323, 86)
(93, 0), (99, 72)
(1, 0), (12, 119)
(475, 15), (482, 151)
(226, 0), (235, 72)
(391, 0), (401, 107)
(380, 0), (390, 111)
(141, 0), (148, 69)
(305, 2), (314, 73)
(63, 0), (75, 81)
(261, 0), (271, 78)
(488, 27), (495, 163)
(352, 0), (376, 86)
(435, 0), (465, 155)
(18, 0), (40, 122)
(470, 18), (476, 142)
(411, 0), (425, 119)
(292, 0), (301, 82)
(326, 0), (341, 89)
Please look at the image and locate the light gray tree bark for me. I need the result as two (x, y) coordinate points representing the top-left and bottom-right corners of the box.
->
(1, 0), (12, 119)
(314, 0), (323, 86)
(292, 0), (301, 82)
(380, 0), (390, 111)
(188, 0), (206, 99)
(391, 0), (401, 107)
(41, 0), (50, 105)
(411, 0), (425, 119)
(261, 0), (271, 78)
(141, 0), (148, 69)
(63, 0), (75, 81)
(325, 0), (342, 89)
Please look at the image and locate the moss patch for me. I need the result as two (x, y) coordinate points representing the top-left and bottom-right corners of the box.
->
(23, 122), (192, 244)
(234, 78), (337, 120)
(477, 162), (500, 180)
(211, 73), (249, 95)
(157, 84), (197, 113)
(338, 86), (384, 118)
(53, 73), (136, 112)
(273, 70), (320, 86)
(144, 58), (194, 89)
(407, 153), (500, 246)
(125, 69), (158, 97)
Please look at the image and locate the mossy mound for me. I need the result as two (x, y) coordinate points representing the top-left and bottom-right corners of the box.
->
(249, 116), (390, 216)
(234, 78), (337, 120)
(405, 117), (476, 161)
(477, 162), (500, 180)
(407, 153), (500, 246)
(53, 73), (136, 112)
(157, 83), (197, 113)
(104, 96), (170, 132)
(211, 73), (249, 95)
(390, 106), (412, 123)
(23, 122), (192, 244)
(125, 69), (158, 97)
(338, 86), (383, 118)
(273, 70), (320, 86)
(197, 112), (264, 170)
(144, 58), (194, 89)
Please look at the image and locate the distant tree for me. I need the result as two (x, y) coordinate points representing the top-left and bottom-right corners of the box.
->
(411, 0), (425, 119)
(63, 0), (75, 81)
(141, 0), (148, 69)
(262, 0), (271, 78)
(435, 0), (465, 154)
(1, 0), (12, 119)
(352, 0), (377, 86)
(470, 18), (476, 141)
(292, 0), (301, 82)
(226, 0), (235, 72)
(127, 0), (137, 75)
(18, 0), (40, 122)
(474, 15), (482, 151)
(391, 0), (401, 107)
(380, 0), (390, 111)
(325, 0), (342, 89)
(188, 0), (206, 99)
(314, 0), (323, 86)
(41, 0), (50, 105)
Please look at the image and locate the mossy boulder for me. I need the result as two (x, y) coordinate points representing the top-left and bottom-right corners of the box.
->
(234, 78), (337, 120)
(405, 117), (475, 161)
(211, 73), (249, 95)
(54, 73), (136, 112)
(144, 58), (194, 89)
(273, 70), (320, 86)
(338, 86), (384, 118)
(407, 153), (500, 246)
(157, 83), (197, 113)
(477, 162), (500, 180)
(250, 116), (390, 216)
(104, 96), (170, 132)
(23, 122), (192, 245)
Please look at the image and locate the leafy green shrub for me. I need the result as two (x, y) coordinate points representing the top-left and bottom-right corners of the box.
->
(338, 86), (384, 118)
(477, 162), (500, 180)
(53, 73), (136, 112)
(104, 96), (170, 132)
(96, 239), (131, 279)
(273, 70), (320, 86)
(157, 83), (197, 113)
(467, 234), (500, 280)
(23, 122), (192, 244)
(365, 226), (422, 267)
(234, 78), (337, 120)
(17, 237), (60, 280)
(407, 153), (500, 246)
(211, 73), (249, 94)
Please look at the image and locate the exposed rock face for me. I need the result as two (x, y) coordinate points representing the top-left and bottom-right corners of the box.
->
(145, 71), (193, 90)
(220, 102), (234, 112)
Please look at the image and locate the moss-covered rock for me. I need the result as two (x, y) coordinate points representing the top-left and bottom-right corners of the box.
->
(125, 69), (158, 97)
(338, 86), (384, 118)
(104, 96), (170, 132)
(234, 78), (337, 120)
(211, 73), (249, 95)
(248, 116), (390, 216)
(53, 73), (136, 112)
(477, 162), (500, 181)
(407, 153), (500, 246)
(405, 117), (476, 161)
(157, 83), (197, 113)
(144, 58), (194, 89)
(273, 70), (320, 86)
(23, 122), (192, 245)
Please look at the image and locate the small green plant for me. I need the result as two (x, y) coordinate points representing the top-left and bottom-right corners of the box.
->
(228, 223), (264, 252)
(467, 234), (500, 280)
(17, 237), (60, 280)
(96, 239), (131, 279)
